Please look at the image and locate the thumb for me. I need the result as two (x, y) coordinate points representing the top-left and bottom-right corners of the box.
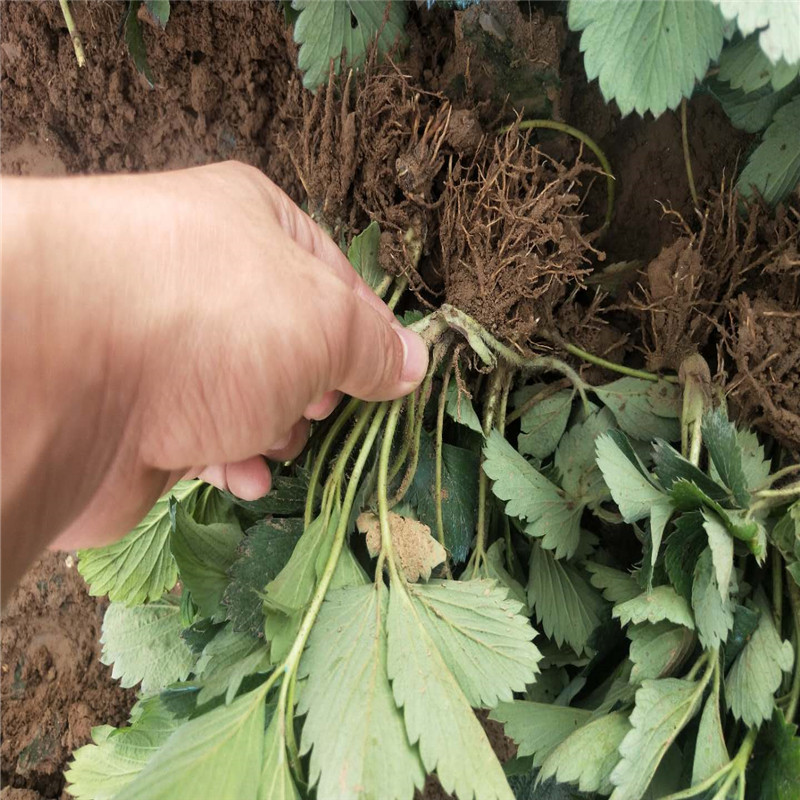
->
(324, 286), (429, 402)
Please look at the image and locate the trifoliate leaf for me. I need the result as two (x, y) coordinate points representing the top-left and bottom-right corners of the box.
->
(724, 603), (761, 669)
(224, 473), (310, 520)
(725, 592), (794, 727)
(484, 431), (582, 560)
(65, 695), (183, 800)
(409, 580), (541, 708)
(628, 621), (695, 683)
(222, 518), (303, 638)
(568, 0), (725, 117)
(664, 511), (707, 601)
(386, 580), (514, 800)
(407, 432), (478, 563)
(446, 381), (483, 434)
(358, 510), (446, 582)
(718, 33), (800, 93)
(193, 627), (270, 706)
(347, 221), (387, 294)
(701, 409), (750, 506)
(261, 713), (301, 800)
(594, 378), (681, 441)
(738, 94), (800, 206)
(480, 540), (529, 612)
(691, 548), (734, 650)
(733, 426), (772, 491)
(613, 586), (695, 630)
(702, 511), (734, 600)
(707, 75), (800, 133)
(170, 499), (242, 621)
(298, 584), (425, 800)
(539, 712), (630, 795)
(112, 688), (266, 800)
(529, 544), (605, 655)
(490, 702), (590, 767)
(516, 387), (574, 460)
(585, 562), (641, 605)
(652, 440), (729, 502)
(691, 681), (729, 786)
(100, 599), (196, 694)
(711, 0), (800, 64)
(748, 707), (800, 800)
(292, 0), (408, 91)
(610, 678), (705, 800)
(78, 481), (201, 605)
(554, 407), (615, 505)
(263, 512), (333, 615)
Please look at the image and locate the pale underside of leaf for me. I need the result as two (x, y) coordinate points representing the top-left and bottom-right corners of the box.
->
(628, 621), (695, 683)
(613, 585), (695, 630)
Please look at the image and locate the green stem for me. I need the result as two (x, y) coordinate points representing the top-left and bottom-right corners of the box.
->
(283, 670), (304, 785)
(502, 118), (616, 232)
(755, 481), (800, 500)
(388, 395), (415, 484)
(563, 341), (678, 384)
(59, 0), (86, 67)
(773, 546), (784, 634)
(710, 727), (758, 800)
(378, 399), (406, 583)
(681, 98), (699, 209)
(374, 274), (394, 300)
(758, 463), (800, 490)
(435, 360), (454, 577)
(304, 397), (360, 527)
(786, 578), (800, 723)
(387, 276), (409, 311)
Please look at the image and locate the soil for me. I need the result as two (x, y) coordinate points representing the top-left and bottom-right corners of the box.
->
(2, 1), (799, 797)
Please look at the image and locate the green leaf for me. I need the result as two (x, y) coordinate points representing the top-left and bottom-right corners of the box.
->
(479, 540), (529, 612)
(78, 481), (201, 605)
(446, 381), (484, 434)
(725, 592), (794, 727)
(613, 586), (695, 630)
(194, 627), (270, 706)
(539, 712), (630, 795)
(144, 0), (170, 28)
(347, 221), (387, 293)
(298, 584), (424, 800)
(610, 678), (705, 800)
(407, 432), (478, 563)
(100, 599), (196, 694)
(112, 688), (265, 800)
(554, 407), (615, 504)
(585, 562), (641, 605)
(292, 0), (408, 91)
(724, 603), (761, 669)
(484, 431), (583, 560)
(65, 695), (182, 800)
(718, 33), (800, 93)
(170, 499), (242, 621)
(223, 518), (303, 637)
(387, 580), (514, 800)
(568, 0), (725, 117)
(707, 75), (800, 133)
(124, 2), (154, 87)
(652, 440), (730, 503)
(517, 387), (574, 460)
(628, 621), (695, 683)
(409, 580), (541, 708)
(691, 548), (734, 650)
(529, 544), (605, 655)
(702, 511), (734, 601)
(711, 0), (800, 64)
(664, 512), (707, 601)
(595, 431), (668, 522)
(748, 707), (800, 800)
(224, 473), (310, 520)
(738, 94), (800, 206)
(594, 378), (681, 441)
(490, 702), (590, 767)
(701, 409), (750, 506)
(260, 713), (301, 800)
(734, 426), (772, 492)
(691, 680), (729, 786)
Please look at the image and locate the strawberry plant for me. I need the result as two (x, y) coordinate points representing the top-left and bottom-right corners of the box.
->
(65, 219), (800, 799)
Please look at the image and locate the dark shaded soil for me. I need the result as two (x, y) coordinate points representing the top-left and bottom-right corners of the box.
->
(2, 2), (799, 797)
(1, 553), (136, 799)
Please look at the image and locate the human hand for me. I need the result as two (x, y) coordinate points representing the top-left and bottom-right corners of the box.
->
(1, 162), (428, 567)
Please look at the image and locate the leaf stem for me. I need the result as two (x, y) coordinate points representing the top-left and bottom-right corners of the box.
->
(757, 463), (800, 490)
(755, 481), (800, 500)
(378, 399), (406, 583)
(59, 0), (86, 67)
(387, 276), (409, 311)
(563, 341), (678, 384)
(387, 394), (415, 484)
(435, 360), (454, 578)
(501, 118), (616, 232)
(681, 98), (699, 209)
(786, 577), (800, 723)
(773, 546), (784, 634)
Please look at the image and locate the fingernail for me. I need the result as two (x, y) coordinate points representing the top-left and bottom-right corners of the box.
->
(395, 326), (429, 386)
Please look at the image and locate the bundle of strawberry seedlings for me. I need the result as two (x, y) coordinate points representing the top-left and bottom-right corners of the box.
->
(65, 212), (800, 800)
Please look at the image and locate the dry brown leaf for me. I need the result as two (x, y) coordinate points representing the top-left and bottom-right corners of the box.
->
(356, 511), (446, 582)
